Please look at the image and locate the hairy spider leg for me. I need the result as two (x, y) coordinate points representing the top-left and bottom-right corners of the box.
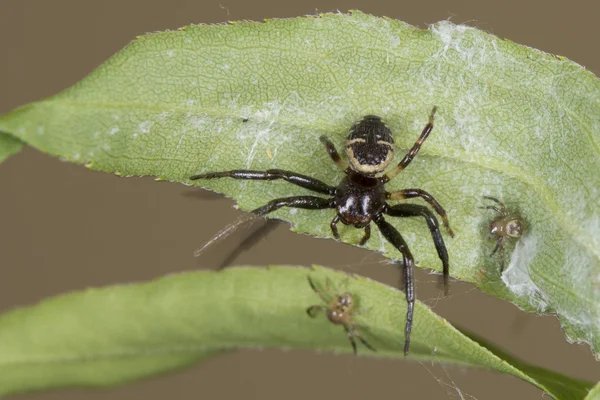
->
(482, 196), (506, 216)
(385, 203), (450, 294)
(373, 215), (415, 356)
(190, 169), (336, 195)
(383, 106), (437, 183)
(388, 188), (454, 237)
(320, 135), (350, 172)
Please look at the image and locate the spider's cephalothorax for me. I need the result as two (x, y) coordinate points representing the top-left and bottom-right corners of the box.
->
(481, 196), (525, 272)
(190, 106), (454, 355)
(306, 276), (375, 355)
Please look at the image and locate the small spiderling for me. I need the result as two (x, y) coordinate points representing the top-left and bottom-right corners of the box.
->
(480, 196), (525, 272)
(305, 276), (375, 355)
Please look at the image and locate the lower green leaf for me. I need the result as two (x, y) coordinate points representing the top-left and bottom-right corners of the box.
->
(0, 132), (23, 164)
(0, 265), (591, 398)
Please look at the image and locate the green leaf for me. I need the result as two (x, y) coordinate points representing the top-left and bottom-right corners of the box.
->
(457, 328), (594, 399)
(0, 265), (592, 398)
(585, 382), (600, 400)
(0, 132), (24, 164)
(0, 12), (598, 356)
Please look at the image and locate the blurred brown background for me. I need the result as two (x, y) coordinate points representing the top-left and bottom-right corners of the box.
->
(1, 1), (599, 399)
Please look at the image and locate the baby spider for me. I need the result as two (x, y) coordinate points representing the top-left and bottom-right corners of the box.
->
(306, 276), (375, 354)
(190, 107), (454, 355)
(481, 196), (525, 272)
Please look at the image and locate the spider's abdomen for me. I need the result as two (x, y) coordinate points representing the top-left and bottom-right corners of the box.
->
(345, 115), (394, 175)
(335, 174), (386, 227)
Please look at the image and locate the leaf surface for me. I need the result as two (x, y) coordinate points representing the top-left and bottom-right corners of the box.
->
(0, 11), (598, 356)
(0, 266), (592, 398)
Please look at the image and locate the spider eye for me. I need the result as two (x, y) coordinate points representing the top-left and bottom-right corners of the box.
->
(345, 115), (394, 175)
(339, 293), (352, 306)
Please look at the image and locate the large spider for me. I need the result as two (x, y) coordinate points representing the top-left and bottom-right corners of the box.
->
(190, 107), (454, 355)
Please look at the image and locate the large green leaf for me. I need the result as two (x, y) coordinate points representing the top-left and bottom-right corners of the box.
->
(0, 12), (598, 356)
(0, 265), (592, 398)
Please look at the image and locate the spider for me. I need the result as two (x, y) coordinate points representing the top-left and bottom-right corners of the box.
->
(306, 275), (375, 355)
(481, 196), (525, 272)
(190, 106), (454, 355)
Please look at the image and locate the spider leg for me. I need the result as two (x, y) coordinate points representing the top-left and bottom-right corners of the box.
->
(482, 196), (506, 216)
(482, 195), (502, 203)
(387, 188), (454, 237)
(383, 106), (437, 183)
(252, 195), (335, 217)
(306, 305), (328, 317)
(373, 215), (415, 356)
(499, 244), (506, 273)
(190, 169), (336, 195)
(479, 205), (503, 214)
(320, 135), (349, 172)
(343, 325), (358, 355)
(359, 224), (371, 245)
(385, 203), (450, 294)
(490, 238), (502, 256)
(307, 276), (330, 303)
(351, 325), (377, 352)
(330, 215), (341, 239)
